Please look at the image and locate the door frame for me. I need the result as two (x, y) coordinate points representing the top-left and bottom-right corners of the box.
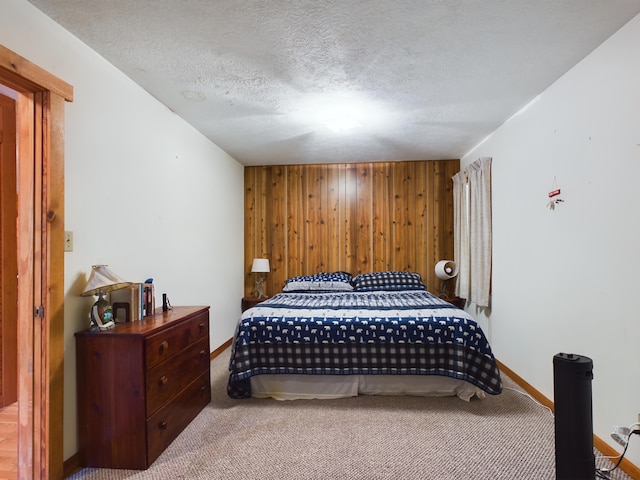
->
(0, 92), (18, 408)
(0, 45), (73, 480)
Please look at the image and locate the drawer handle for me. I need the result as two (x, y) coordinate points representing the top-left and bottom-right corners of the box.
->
(159, 375), (169, 386)
(199, 349), (206, 357)
(199, 322), (205, 331)
(159, 421), (168, 430)
(159, 340), (169, 354)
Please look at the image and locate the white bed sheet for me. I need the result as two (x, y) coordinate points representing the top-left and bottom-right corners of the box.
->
(250, 374), (485, 402)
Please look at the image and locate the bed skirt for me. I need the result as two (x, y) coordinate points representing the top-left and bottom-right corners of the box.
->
(250, 373), (485, 402)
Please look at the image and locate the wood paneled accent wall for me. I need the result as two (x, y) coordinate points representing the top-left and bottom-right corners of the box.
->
(244, 159), (459, 297)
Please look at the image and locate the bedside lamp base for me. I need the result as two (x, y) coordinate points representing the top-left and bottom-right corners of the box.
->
(255, 276), (267, 299)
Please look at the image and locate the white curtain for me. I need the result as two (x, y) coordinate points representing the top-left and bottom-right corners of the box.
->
(453, 157), (492, 307)
(452, 171), (470, 300)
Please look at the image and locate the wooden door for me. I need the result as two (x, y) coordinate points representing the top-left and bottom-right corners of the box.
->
(0, 93), (18, 408)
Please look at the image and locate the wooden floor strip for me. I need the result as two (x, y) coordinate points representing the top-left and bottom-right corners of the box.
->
(0, 403), (17, 480)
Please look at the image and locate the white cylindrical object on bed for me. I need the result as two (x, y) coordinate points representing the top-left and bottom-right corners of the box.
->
(435, 260), (458, 280)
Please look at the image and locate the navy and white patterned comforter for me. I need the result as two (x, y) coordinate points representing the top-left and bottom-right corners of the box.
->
(227, 290), (502, 398)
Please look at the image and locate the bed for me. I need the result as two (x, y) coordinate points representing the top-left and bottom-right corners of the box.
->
(228, 271), (502, 401)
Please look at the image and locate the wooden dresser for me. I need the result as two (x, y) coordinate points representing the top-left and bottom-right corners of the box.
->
(75, 305), (211, 470)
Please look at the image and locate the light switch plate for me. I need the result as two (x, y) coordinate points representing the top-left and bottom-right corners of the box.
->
(64, 231), (73, 252)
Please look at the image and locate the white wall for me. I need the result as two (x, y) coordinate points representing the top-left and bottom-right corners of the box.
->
(1, 0), (245, 461)
(462, 13), (640, 468)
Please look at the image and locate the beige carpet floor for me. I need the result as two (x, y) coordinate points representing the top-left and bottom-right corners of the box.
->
(67, 348), (632, 479)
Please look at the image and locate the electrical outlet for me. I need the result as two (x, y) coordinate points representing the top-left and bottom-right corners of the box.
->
(64, 231), (73, 252)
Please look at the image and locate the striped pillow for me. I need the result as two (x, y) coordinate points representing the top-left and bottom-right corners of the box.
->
(352, 271), (426, 291)
(282, 272), (353, 292)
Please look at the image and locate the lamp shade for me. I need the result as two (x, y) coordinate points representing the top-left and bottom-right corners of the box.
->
(251, 258), (270, 273)
(435, 260), (458, 280)
(82, 265), (131, 296)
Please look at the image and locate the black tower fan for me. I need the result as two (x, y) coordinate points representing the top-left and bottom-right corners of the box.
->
(553, 353), (595, 480)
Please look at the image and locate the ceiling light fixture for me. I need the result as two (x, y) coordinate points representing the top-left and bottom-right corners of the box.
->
(295, 93), (383, 134)
(324, 115), (361, 133)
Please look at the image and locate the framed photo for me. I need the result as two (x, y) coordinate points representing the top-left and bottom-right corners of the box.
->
(111, 282), (143, 322)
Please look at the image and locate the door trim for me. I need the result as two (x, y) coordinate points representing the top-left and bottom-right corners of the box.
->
(0, 92), (18, 408)
(0, 44), (73, 480)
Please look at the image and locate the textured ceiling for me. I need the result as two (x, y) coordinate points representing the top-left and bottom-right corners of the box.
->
(27, 0), (640, 165)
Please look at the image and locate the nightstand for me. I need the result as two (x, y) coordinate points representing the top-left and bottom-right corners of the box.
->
(442, 296), (465, 309)
(241, 296), (269, 312)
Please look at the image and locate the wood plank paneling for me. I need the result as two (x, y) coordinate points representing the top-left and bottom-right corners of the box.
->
(326, 166), (341, 272)
(355, 163), (372, 274)
(306, 165), (327, 273)
(243, 168), (256, 295)
(372, 163), (391, 272)
(269, 166), (286, 283)
(285, 165), (303, 279)
(343, 165), (357, 275)
(392, 161), (411, 271)
(414, 161), (428, 287)
(244, 160), (459, 297)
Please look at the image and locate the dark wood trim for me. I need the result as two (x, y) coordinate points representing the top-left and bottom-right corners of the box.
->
(210, 338), (233, 361)
(62, 453), (81, 479)
(0, 44), (72, 480)
(0, 45), (73, 101)
(495, 360), (554, 412)
(46, 90), (66, 480)
(497, 359), (640, 480)
(0, 93), (18, 408)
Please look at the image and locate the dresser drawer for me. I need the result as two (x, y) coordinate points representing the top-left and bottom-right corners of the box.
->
(146, 337), (210, 415)
(146, 371), (211, 465)
(76, 306), (210, 470)
(145, 310), (209, 369)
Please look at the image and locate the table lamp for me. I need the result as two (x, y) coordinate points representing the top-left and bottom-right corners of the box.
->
(82, 265), (131, 331)
(435, 260), (458, 298)
(251, 258), (270, 299)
